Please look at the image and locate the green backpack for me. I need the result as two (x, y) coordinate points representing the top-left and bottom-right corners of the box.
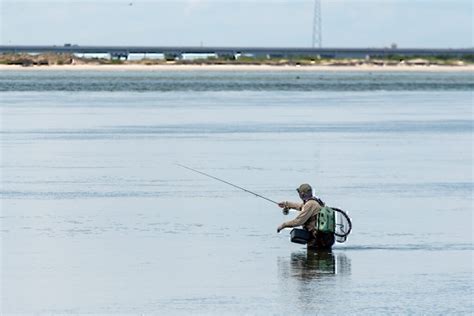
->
(316, 206), (335, 233)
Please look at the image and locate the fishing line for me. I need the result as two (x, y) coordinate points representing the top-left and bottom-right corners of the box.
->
(176, 163), (279, 205)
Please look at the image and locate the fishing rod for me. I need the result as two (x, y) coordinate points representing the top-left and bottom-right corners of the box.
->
(176, 163), (279, 205)
(177, 163), (353, 239)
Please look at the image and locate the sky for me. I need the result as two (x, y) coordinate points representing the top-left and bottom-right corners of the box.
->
(1, 0), (472, 48)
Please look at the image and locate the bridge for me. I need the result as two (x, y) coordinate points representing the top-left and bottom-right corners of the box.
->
(0, 45), (472, 60)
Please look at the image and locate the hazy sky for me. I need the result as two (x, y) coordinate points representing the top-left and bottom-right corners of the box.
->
(1, 0), (472, 48)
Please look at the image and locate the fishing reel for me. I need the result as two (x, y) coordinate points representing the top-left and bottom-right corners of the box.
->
(282, 207), (290, 215)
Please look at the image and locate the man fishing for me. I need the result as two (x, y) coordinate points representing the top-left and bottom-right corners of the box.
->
(177, 164), (349, 248)
(277, 183), (335, 250)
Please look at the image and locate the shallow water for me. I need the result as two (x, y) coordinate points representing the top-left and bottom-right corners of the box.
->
(1, 71), (473, 314)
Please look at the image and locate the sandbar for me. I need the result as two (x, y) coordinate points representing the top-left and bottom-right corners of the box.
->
(0, 63), (473, 72)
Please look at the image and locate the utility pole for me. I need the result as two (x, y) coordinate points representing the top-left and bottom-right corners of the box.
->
(312, 0), (322, 48)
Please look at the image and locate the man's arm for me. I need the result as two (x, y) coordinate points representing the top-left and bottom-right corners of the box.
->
(277, 201), (315, 232)
(277, 201), (303, 211)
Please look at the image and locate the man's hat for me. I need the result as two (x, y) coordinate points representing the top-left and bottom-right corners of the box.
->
(296, 183), (312, 194)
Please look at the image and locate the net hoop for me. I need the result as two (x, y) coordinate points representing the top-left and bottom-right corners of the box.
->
(332, 207), (352, 238)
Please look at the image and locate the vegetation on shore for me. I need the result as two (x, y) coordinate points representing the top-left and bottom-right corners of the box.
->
(0, 52), (472, 67)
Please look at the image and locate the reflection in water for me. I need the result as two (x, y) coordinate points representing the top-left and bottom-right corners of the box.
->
(278, 250), (351, 282)
(289, 251), (351, 280)
(277, 251), (352, 313)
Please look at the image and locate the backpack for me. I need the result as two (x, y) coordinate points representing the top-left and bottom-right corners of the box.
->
(316, 206), (335, 234)
(306, 197), (335, 234)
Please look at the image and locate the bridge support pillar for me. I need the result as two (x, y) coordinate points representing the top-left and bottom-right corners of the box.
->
(164, 52), (183, 61)
(110, 52), (129, 60)
(216, 52), (236, 60)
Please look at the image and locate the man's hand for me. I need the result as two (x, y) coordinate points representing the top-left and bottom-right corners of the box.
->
(278, 201), (287, 208)
(277, 224), (285, 233)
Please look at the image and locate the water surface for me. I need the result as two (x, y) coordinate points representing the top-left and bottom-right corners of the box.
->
(1, 70), (472, 314)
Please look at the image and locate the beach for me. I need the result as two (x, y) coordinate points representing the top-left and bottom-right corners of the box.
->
(0, 63), (473, 72)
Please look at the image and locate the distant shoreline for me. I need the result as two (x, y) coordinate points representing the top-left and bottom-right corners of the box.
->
(1, 64), (473, 72)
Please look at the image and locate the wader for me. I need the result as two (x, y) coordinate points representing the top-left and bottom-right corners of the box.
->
(307, 230), (335, 250)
